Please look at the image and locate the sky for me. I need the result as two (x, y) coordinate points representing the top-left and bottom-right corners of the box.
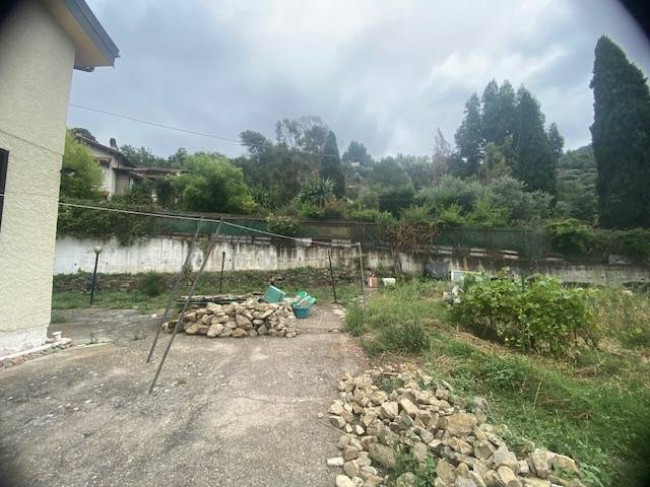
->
(68, 0), (650, 160)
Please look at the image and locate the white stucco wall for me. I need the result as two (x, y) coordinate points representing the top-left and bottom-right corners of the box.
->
(54, 236), (650, 287)
(0, 1), (76, 352)
(54, 236), (375, 274)
(86, 145), (117, 196)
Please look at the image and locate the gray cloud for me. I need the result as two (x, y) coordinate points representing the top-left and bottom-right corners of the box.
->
(68, 0), (650, 159)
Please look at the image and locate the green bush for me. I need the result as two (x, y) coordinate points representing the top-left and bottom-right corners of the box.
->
(266, 215), (299, 236)
(452, 273), (597, 355)
(141, 271), (164, 297)
(370, 320), (431, 355)
(547, 218), (596, 255)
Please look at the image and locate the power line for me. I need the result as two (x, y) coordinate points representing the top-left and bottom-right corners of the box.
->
(0, 128), (64, 157)
(69, 103), (348, 161)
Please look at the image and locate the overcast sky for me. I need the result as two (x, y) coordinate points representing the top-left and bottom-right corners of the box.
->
(68, 0), (650, 160)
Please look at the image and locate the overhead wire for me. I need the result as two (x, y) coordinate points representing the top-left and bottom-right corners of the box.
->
(69, 103), (352, 162)
(0, 189), (355, 249)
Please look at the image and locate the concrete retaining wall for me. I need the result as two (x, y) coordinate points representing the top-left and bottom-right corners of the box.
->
(54, 236), (650, 286)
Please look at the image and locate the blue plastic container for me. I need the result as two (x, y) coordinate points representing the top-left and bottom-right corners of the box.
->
(293, 305), (311, 319)
(264, 285), (286, 303)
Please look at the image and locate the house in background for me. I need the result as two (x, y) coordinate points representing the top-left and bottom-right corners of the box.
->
(0, 0), (119, 353)
(77, 136), (142, 197)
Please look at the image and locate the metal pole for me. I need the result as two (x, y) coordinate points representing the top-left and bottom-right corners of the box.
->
(89, 252), (100, 305)
(218, 251), (226, 294)
(357, 242), (366, 311)
(328, 249), (337, 304)
(146, 219), (202, 363)
(149, 222), (222, 394)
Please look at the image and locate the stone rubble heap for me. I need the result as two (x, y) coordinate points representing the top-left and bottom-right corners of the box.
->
(163, 299), (298, 338)
(326, 366), (584, 487)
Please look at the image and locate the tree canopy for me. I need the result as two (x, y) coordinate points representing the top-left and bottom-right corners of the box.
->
(60, 131), (102, 200)
(590, 35), (650, 228)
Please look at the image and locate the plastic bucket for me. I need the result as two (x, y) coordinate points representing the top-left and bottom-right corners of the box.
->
(293, 306), (310, 319)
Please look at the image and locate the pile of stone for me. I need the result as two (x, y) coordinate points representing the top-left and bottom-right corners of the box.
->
(326, 366), (583, 487)
(163, 298), (298, 338)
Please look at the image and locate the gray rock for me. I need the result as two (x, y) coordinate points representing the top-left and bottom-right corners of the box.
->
(369, 443), (396, 468)
(343, 460), (360, 478)
(206, 323), (224, 338)
(327, 457), (345, 466)
(493, 445), (520, 473)
(550, 454), (577, 474)
(396, 472), (417, 487)
(231, 328), (248, 338)
(413, 442), (428, 463)
(343, 446), (360, 461)
(455, 478), (477, 487)
(442, 413), (478, 436)
(497, 466), (521, 487)
(437, 459), (456, 486)
(474, 440), (495, 460)
(380, 401), (399, 420)
(335, 475), (355, 487)
(235, 314), (252, 330)
(529, 449), (553, 479)
(399, 398), (420, 417)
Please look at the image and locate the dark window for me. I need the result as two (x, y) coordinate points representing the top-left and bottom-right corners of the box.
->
(0, 149), (8, 231)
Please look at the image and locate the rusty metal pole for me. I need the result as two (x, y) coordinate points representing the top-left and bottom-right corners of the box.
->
(328, 249), (337, 304)
(149, 222), (222, 394)
(357, 242), (366, 311)
(146, 219), (202, 363)
(218, 251), (226, 294)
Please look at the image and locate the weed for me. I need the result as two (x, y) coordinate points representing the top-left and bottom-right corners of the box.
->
(50, 312), (67, 324)
(141, 270), (164, 297)
(346, 305), (366, 336)
(131, 327), (146, 341)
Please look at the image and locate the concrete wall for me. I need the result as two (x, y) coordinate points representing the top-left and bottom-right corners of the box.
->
(0, 0), (76, 352)
(54, 236), (650, 286)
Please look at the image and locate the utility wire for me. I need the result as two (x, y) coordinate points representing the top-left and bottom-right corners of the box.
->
(69, 103), (353, 162)
(0, 191), (355, 248)
(0, 128), (64, 157)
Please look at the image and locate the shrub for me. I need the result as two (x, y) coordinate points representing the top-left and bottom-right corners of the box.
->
(416, 175), (481, 212)
(372, 320), (431, 355)
(452, 273), (597, 355)
(547, 218), (596, 255)
(266, 215), (299, 236)
(400, 205), (434, 225)
(436, 203), (466, 226)
(141, 271), (164, 297)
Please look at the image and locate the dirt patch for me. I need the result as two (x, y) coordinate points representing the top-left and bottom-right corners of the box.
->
(1, 304), (365, 487)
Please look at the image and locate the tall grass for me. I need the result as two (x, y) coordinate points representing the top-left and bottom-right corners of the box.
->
(594, 287), (650, 349)
(347, 280), (650, 486)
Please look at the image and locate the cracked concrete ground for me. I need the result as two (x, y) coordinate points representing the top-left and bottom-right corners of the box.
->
(0, 304), (366, 487)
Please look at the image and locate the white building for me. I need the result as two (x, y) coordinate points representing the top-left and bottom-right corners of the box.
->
(78, 136), (140, 197)
(0, 0), (119, 353)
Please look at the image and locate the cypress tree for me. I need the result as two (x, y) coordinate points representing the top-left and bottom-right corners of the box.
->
(321, 130), (345, 197)
(513, 87), (556, 194)
(590, 35), (650, 228)
(455, 93), (484, 177)
(548, 123), (564, 163)
(481, 80), (501, 144)
(496, 80), (517, 143)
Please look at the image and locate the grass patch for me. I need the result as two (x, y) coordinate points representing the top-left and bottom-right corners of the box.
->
(348, 280), (650, 486)
(52, 269), (360, 312)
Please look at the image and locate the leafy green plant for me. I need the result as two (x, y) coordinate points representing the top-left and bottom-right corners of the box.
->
(547, 218), (596, 254)
(266, 215), (299, 236)
(141, 271), (164, 297)
(452, 273), (597, 355)
(298, 178), (334, 208)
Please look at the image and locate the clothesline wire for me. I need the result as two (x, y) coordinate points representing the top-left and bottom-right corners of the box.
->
(0, 190), (358, 249)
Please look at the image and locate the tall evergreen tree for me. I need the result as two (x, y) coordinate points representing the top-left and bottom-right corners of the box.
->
(547, 123), (564, 162)
(513, 87), (556, 194)
(495, 81), (517, 143)
(590, 35), (650, 228)
(454, 93), (483, 177)
(481, 80), (501, 144)
(321, 131), (345, 197)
